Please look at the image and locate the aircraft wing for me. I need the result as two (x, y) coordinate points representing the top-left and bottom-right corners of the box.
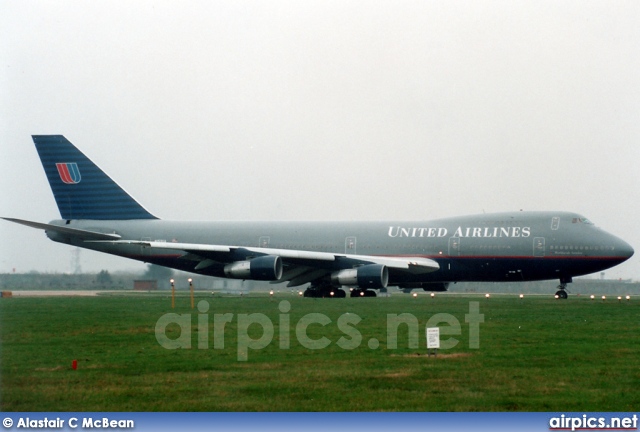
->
(2, 217), (121, 240)
(101, 239), (440, 287)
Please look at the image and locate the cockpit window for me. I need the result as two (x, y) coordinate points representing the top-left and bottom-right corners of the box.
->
(572, 217), (594, 225)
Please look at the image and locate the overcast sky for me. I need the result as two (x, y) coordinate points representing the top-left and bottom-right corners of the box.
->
(1, 1), (639, 280)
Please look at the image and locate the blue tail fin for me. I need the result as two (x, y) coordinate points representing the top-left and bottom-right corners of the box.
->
(33, 135), (157, 220)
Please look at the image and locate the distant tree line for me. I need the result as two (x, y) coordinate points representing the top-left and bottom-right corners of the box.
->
(1, 264), (636, 294)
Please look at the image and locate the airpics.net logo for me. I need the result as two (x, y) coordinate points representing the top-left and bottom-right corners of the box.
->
(549, 414), (638, 431)
(154, 301), (484, 361)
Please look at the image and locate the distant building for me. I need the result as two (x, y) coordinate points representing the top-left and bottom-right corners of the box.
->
(133, 280), (158, 291)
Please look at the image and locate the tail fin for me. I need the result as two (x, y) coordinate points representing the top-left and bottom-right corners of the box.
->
(32, 135), (157, 220)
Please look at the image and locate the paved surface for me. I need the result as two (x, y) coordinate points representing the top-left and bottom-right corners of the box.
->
(7, 290), (118, 297)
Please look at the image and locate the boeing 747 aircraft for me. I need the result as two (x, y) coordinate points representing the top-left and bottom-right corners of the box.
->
(4, 136), (634, 298)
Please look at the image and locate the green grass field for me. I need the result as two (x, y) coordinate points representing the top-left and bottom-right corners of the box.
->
(1, 292), (639, 411)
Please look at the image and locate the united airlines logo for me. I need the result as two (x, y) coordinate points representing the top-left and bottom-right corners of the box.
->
(56, 162), (81, 184)
(388, 226), (531, 238)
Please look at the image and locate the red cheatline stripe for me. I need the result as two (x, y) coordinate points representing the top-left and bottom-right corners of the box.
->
(378, 254), (627, 261)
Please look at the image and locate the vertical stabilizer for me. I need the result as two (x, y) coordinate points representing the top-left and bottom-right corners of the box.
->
(32, 135), (157, 220)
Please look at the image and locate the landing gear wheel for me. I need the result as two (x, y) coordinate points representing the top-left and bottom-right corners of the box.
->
(350, 289), (362, 298)
(304, 286), (346, 298)
(319, 286), (332, 298)
(555, 279), (570, 299)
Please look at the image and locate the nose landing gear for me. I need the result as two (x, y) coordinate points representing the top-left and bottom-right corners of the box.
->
(555, 277), (572, 299)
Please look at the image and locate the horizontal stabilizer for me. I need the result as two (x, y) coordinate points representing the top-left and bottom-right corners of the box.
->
(2, 217), (121, 240)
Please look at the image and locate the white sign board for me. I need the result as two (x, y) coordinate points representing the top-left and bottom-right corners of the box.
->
(426, 327), (440, 349)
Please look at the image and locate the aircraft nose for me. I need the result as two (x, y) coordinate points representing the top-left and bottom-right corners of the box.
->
(617, 238), (635, 260)
(621, 242), (635, 259)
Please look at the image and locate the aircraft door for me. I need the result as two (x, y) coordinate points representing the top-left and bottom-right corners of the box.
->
(533, 237), (545, 257)
(448, 237), (460, 256)
(345, 236), (357, 254)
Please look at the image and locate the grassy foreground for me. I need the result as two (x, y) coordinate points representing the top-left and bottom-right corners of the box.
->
(1, 292), (639, 411)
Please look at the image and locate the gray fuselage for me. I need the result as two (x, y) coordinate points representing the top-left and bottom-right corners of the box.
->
(46, 211), (633, 289)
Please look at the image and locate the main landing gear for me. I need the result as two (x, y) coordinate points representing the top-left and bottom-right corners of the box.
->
(303, 286), (346, 298)
(302, 286), (376, 298)
(555, 277), (572, 299)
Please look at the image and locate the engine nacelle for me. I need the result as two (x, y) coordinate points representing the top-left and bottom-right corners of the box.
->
(223, 255), (283, 281)
(331, 264), (389, 289)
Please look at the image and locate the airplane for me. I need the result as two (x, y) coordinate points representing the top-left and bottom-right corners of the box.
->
(3, 135), (634, 299)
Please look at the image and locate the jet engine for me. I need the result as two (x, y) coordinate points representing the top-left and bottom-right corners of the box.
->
(331, 264), (389, 289)
(223, 255), (283, 281)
